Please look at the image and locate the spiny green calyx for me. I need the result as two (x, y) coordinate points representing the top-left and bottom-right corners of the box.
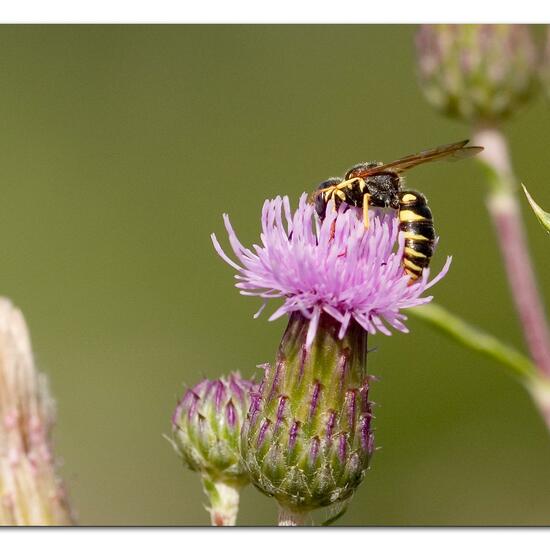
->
(416, 25), (538, 124)
(241, 312), (375, 514)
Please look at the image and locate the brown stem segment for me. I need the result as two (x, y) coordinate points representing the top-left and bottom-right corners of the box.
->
(474, 126), (550, 377)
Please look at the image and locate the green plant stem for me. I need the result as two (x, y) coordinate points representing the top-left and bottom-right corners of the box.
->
(408, 303), (536, 381)
(201, 477), (242, 526)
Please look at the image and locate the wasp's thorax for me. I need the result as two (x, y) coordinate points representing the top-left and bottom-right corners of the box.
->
(314, 165), (401, 220)
(345, 162), (402, 208)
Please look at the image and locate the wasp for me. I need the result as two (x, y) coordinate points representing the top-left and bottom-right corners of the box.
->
(310, 140), (483, 281)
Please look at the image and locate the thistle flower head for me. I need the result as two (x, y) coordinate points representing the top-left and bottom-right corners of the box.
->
(212, 194), (450, 348)
(416, 24), (538, 124)
(172, 372), (255, 485)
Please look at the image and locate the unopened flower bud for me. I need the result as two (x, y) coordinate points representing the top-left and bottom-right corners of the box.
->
(172, 372), (255, 525)
(416, 25), (538, 124)
(241, 312), (375, 517)
(0, 298), (73, 525)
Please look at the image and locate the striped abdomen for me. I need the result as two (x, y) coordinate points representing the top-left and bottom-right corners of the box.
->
(398, 191), (435, 281)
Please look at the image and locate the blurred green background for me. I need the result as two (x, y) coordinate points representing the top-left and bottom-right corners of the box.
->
(1, 25), (550, 525)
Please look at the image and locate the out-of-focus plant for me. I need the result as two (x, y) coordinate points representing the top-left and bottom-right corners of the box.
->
(0, 298), (74, 525)
(417, 25), (538, 125)
(416, 25), (550, 429)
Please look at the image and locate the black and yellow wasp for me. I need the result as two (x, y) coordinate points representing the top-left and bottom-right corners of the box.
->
(310, 140), (483, 281)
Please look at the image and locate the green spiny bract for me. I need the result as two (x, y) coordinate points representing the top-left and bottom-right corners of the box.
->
(241, 312), (375, 513)
(416, 25), (538, 124)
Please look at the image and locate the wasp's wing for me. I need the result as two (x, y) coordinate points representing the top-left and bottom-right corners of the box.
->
(355, 140), (483, 177)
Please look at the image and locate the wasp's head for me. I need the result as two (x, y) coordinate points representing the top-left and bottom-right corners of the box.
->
(313, 177), (342, 220)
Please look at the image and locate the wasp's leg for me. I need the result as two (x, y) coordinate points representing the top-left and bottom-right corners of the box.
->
(334, 189), (346, 203)
(362, 194), (371, 230)
(334, 177), (360, 190)
(335, 179), (352, 189)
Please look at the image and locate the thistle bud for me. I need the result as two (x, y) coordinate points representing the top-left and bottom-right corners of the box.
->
(0, 298), (73, 525)
(241, 312), (375, 520)
(172, 372), (255, 525)
(416, 25), (538, 124)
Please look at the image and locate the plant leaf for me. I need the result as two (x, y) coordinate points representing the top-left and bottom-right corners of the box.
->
(522, 184), (550, 234)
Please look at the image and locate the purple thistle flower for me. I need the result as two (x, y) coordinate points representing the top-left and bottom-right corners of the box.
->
(212, 193), (451, 348)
